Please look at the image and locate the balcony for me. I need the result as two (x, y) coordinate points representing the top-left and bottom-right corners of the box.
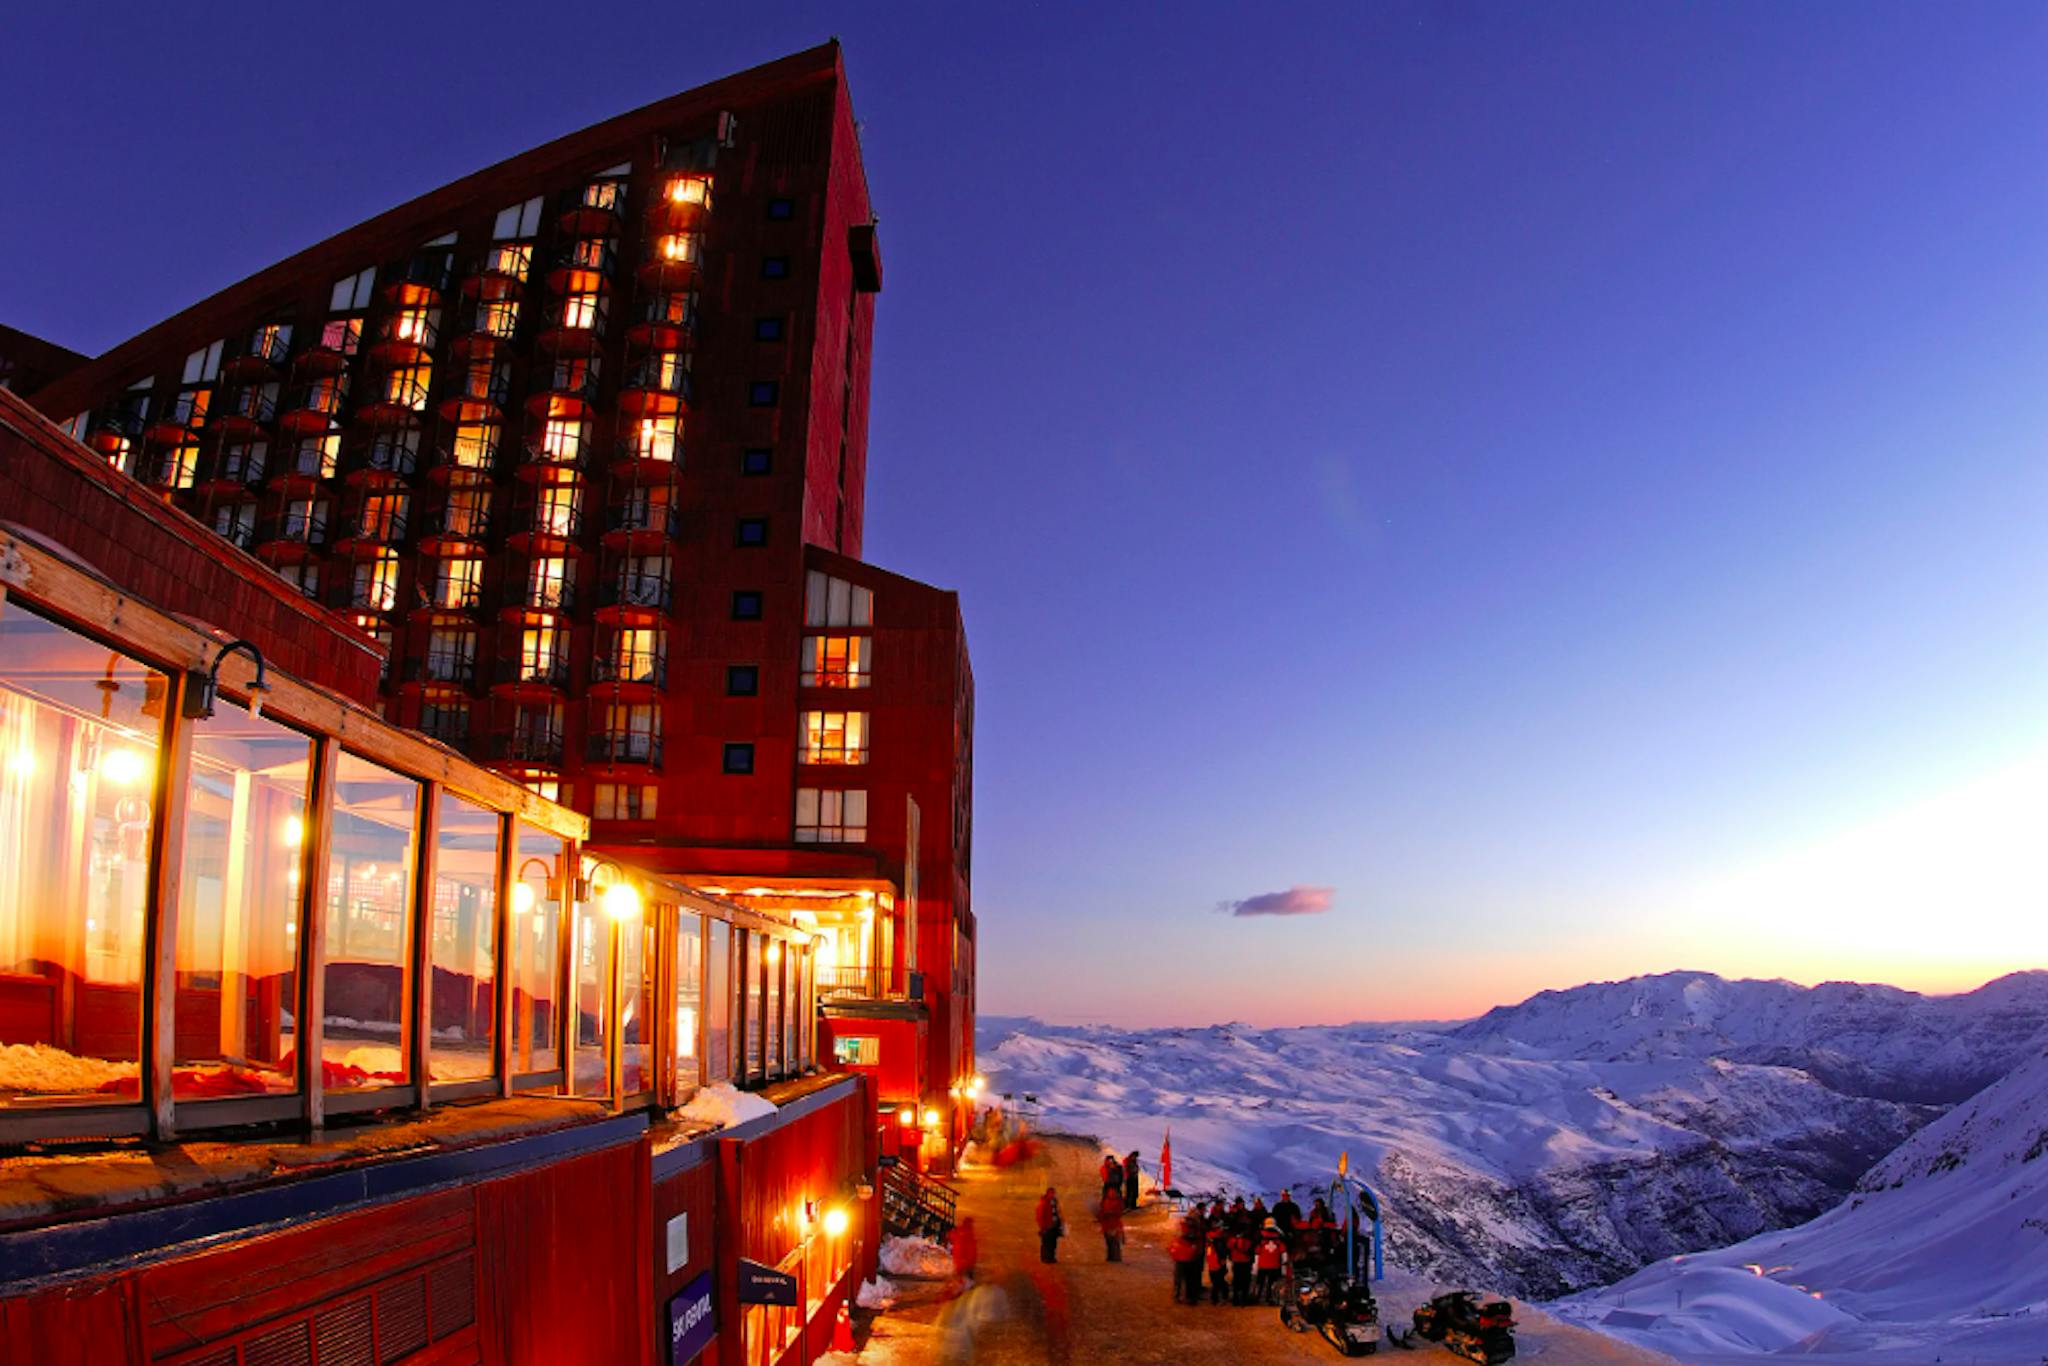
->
(484, 731), (564, 765)
(357, 369), (433, 425)
(404, 653), (476, 687)
(332, 508), (408, 553)
(87, 403), (149, 457)
(269, 438), (340, 486)
(223, 326), (293, 379)
(627, 291), (698, 351)
(347, 433), (422, 483)
(147, 389), (210, 442)
(414, 578), (486, 617)
(603, 498), (677, 542)
(589, 654), (666, 690)
(253, 512), (329, 560)
(438, 364), (512, 423)
(617, 356), (691, 417)
(547, 238), (618, 294)
(818, 965), (914, 1005)
(559, 181), (627, 236)
(585, 731), (662, 768)
(648, 175), (713, 231)
(453, 296), (521, 353)
(527, 360), (602, 417)
(536, 292), (609, 353)
(596, 573), (670, 616)
(201, 443), (268, 492)
(370, 308), (439, 363)
(520, 434), (588, 474)
(638, 233), (703, 289)
(278, 377), (349, 433)
(217, 383), (279, 432)
(507, 499), (583, 546)
(416, 500), (492, 547)
(384, 254), (451, 305)
(295, 319), (362, 374)
(500, 577), (576, 618)
(325, 577), (400, 615)
(493, 656), (570, 691)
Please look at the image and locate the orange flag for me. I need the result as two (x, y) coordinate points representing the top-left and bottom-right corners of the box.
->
(1161, 1128), (1172, 1191)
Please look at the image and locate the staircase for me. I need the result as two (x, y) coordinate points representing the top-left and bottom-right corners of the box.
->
(880, 1159), (959, 1241)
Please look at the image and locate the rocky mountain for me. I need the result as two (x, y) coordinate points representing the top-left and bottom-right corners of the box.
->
(1555, 1038), (2048, 1361)
(1450, 969), (2048, 1103)
(981, 971), (2048, 1302)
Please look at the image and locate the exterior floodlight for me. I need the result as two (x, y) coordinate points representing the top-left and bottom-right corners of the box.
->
(921, 1107), (940, 1128)
(897, 1106), (916, 1126)
(822, 1206), (850, 1237)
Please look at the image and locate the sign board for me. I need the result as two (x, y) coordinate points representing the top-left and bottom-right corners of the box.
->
(665, 1213), (689, 1275)
(668, 1272), (715, 1366)
(736, 1258), (800, 1307)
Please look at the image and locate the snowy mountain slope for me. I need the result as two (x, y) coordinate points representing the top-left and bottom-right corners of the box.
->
(982, 972), (2048, 1302)
(1452, 969), (2048, 1103)
(1554, 1039), (2048, 1362)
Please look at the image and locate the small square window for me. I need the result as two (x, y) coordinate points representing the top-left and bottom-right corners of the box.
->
(761, 256), (790, 280)
(723, 743), (755, 775)
(748, 380), (779, 407)
(754, 316), (785, 342)
(741, 448), (773, 476)
(766, 198), (795, 221)
(736, 518), (768, 547)
(731, 590), (763, 621)
(727, 664), (759, 696)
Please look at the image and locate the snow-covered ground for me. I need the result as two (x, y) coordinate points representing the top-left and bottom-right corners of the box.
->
(1554, 1039), (2048, 1362)
(982, 969), (2048, 1351)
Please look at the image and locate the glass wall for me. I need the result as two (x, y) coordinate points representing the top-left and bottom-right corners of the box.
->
(510, 826), (565, 1077)
(429, 792), (499, 1084)
(323, 754), (420, 1090)
(743, 930), (764, 1082)
(0, 605), (164, 1107)
(573, 906), (608, 1095)
(704, 919), (731, 1086)
(620, 916), (648, 1096)
(763, 941), (784, 1077)
(174, 706), (314, 1099)
(673, 912), (701, 1096)
(782, 949), (800, 1075)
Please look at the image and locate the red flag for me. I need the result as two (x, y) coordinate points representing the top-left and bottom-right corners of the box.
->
(1161, 1128), (1172, 1192)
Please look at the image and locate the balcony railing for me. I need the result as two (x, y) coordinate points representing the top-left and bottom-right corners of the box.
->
(352, 434), (421, 479)
(337, 510), (408, 545)
(420, 579), (485, 613)
(540, 293), (611, 340)
(495, 656), (570, 689)
(255, 513), (329, 547)
(586, 732), (663, 766)
(418, 501), (491, 541)
(505, 578), (576, 613)
(486, 731), (564, 765)
(598, 574), (670, 612)
(412, 652), (476, 686)
(210, 445), (268, 488)
(605, 501), (678, 537)
(590, 654), (666, 689)
(621, 358), (691, 403)
(222, 384), (279, 426)
(512, 501), (583, 539)
(553, 238), (618, 278)
(387, 254), (451, 297)
(818, 965), (912, 1003)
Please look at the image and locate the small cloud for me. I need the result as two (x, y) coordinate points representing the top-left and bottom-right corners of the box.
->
(1222, 885), (1335, 918)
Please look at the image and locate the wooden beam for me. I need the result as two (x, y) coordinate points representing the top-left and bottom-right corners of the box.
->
(143, 670), (196, 1139)
(299, 736), (339, 1130)
(410, 781), (442, 1112)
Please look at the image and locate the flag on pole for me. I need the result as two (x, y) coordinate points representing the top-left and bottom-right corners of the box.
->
(1161, 1128), (1172, 1192)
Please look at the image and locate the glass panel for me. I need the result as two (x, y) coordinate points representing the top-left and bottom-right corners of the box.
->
(783, 951), (799, 1074)
(620, 918), (648, 1095)
(430, 793), (498, 1084)
(511, 827), (564, 1075)
(573, 905), (607, 1095)
(744, 931), (764, 1081)
(174, 707), (313, 1099)
(0, 607), (163, 1107)
(704, 919), (731, 1086)
(322, 753), (419, 1090)
(673, 913), (702, 1098)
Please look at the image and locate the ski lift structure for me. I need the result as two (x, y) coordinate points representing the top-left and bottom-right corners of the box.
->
(1327, 1171), (1385, 1282)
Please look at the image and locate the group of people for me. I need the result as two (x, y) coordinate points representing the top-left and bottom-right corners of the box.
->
(1031, 1150), (1142, 1265)
(1166, 1189), (1344, 1307)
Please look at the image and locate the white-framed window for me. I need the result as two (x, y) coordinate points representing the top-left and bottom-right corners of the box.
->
(493, 195), (544, 240)
(799, 712), (868, 766)
(804, 571), (873, 627)
(592, 783), (658, 820)
(181, 340), (224, 385)
(794, 788), (867, 843)
(330, 267), (376, 312)
(800, 635), (871, 689)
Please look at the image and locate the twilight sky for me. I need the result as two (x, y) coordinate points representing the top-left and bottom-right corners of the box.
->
(6, 3), (2045, 1025)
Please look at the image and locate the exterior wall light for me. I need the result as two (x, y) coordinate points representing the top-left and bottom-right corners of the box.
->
(183, 639), (271, 719)
(897, 1106), (916, 1126)
(921, 1107), (940, 1128)
(822, 1206), (850, 1238)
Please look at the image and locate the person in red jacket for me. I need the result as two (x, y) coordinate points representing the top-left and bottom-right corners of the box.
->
(1254, 1219), (1288, 1303)
(948, 1215), (979, 1287)
(1097, 1186), (1126, 1262)
(1035, 1187), (1064, 1264)
(1227, 1226), (1256, 1305)
(1099, 1152), (1124, 1204)
(1168, 1217), (1204, 1305)
(1205, 1227), (1231, 1305)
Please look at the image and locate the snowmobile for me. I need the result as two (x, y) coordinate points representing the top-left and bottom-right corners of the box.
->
(1409, 1290), (1515, 1364)
(1281, 1263), (1381, 1356)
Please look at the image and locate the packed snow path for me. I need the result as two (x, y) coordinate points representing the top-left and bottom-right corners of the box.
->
(857, 1136), (1678, 1365)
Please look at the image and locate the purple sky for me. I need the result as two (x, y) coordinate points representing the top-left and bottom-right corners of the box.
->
(8, 4), (2046, 1024)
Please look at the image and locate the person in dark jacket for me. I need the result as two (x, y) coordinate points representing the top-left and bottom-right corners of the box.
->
(1123, 1151), (1141, 1210)
(1254, 1219), (1288, 1303)
(1206, 1228), (1231, 1304)
(1226, 1226), (1256, 1305)
(1035, 1188), (1064, 1264)
(1227, 1196), (1251, 1236)
(1272, 1188), (1302, 1238)
(1249, 1195), (1270, 1231)
(1099, 1153), (1124, 1205)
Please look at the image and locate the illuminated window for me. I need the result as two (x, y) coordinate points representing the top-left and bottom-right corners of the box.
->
(351, 552), (401, 612)
(621, 914), (649, 1095)
(383, 363), (431, 412)
(476, 297), (519, 339)
(601, 627), (663, 684)
(511, 701), (562, 755)
(248, 322), (292, 364)
(673, 912), (702, 1095)
(153, 443), (201, 490)
(804, 572), (873, 628)
(166, 387), (212, 429)
(433, 557), (483, 610)
(439, 488), (490, 539)
(592, 783), (658, 820)
(573, 897), (607, 1096)
(358, 492), (409, 542)
(317, 317), (363, 357)
(541, 418), (585, 462)
(0, 606), (164, 1106)
(657, 234), (700, 265)
(800, 711), (868, 765)
(834, 1035), (879, 1066)
(563, 238), (613, 272)
(533, 480), (580, 536)
(664, 175), (712, 208)
(561, 291), (602, 331)
(580, 179), (626, 213)
(795, 788), (867, 844)
(321, 753), (420, 1091)
(391, 306), (438, 346)
(705, 921), (732, 1086)
(519, 627), (563, 682)
(100, 435), (135, 475)
(287, 433), (340, 478)
(429, 792), (499, 1085)
(528, 556), (571, 609)
(601, 702), (659, 761)
(280, 498), (329, 543)
(801, 636), (871, 689)
(510, 827), (564, 1078)
(451, 422), (499, 470)
(630, 414), (681, 463)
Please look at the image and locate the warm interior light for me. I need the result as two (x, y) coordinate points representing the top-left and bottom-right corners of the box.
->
(822, 1206), (850, 1238)
(765, 941), (783, 965)
(602, 880), (642, 920)
(922, 1108), (940, 1128)
(7, 748), (35, 777)
(667, 177), (708, 206)
(512, 883), (536, 914)
(99, 746), (147, 786)
(816, 936), (837, 970)
(282, 815), (304, 848)
(897, 1106), (916, 1126)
